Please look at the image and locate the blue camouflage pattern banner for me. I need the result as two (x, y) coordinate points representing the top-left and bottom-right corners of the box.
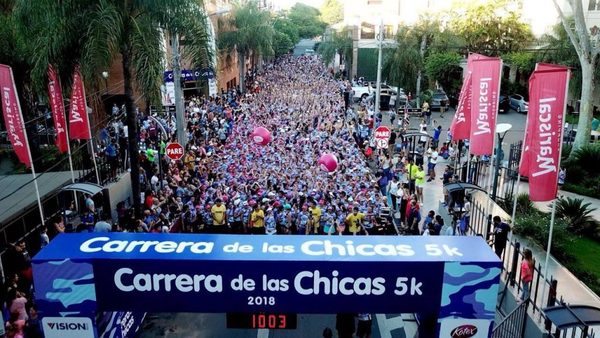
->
(33, 234), (501, 338)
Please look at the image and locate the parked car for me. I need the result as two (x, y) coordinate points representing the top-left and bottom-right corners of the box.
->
(509, 94), (528, 113)
(430, 90), (449, 111)
(498, 95), (510, 114)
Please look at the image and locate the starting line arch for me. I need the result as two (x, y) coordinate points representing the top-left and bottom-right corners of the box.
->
(33, 233), (501, 337)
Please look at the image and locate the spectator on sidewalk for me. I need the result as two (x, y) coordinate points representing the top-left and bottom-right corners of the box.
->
(520, 248), (534, 302)
(491, 216), (511, 258)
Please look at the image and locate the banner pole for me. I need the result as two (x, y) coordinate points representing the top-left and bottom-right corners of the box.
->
(540, 198), (557, 309)
(84, 103), (100, 185)
(465, 147), (472, 183)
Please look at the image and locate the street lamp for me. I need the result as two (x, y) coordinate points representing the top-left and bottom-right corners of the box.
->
(101, 71), (109, 94)
(491, 123), (512, 201)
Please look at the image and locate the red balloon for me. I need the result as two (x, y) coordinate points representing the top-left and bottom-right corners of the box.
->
(318, 153), (338, 172)
(251, 127), (272, 146)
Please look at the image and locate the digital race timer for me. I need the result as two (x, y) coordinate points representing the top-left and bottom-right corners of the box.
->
(226, 313), (297, 329)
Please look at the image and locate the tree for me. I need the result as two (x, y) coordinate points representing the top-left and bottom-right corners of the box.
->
(219, 0), (273, 91)
(551, 0), (600, 155)
(272, 31), (294, 57)
(320, 0), (343, 25)
(287, 3), (326, 39)
(317, 28), (352, 71)
(449, 0), (533, 56)
(16, 0), (213, 217)
(273, 16), (300, 46)
(423, 52), (463, 94)
(383, 25), (422, 94)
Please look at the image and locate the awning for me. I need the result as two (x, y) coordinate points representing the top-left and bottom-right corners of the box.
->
(61, 183), (104, 196)
(543, 304), (600, 330)
(444, 182), (488, 194)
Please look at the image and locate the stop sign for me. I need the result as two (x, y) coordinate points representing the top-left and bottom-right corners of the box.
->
(165, 142), (185, 161)
(374, 126), (391, 149)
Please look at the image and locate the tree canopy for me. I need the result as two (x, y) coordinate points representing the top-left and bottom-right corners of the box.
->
(448, 0), (533, 56)
(320, 0), (343, 25)
(287, 3), (326, 38)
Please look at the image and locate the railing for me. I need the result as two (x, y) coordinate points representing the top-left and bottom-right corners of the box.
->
(492, 299), (529, 338)
(466, 192), (597, 338)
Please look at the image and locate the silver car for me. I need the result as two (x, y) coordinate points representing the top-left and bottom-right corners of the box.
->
(509, 94), (528, 113)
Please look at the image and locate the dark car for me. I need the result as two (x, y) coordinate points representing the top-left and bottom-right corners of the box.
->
(498, 95), (510, 114)
(430, 90), (450, 111)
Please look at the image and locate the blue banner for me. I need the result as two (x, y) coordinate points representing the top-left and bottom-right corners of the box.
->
(33, 234), (501, 337)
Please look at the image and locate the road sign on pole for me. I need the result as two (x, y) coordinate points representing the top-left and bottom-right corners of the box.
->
(374, 126), (391, 149)
(165, 142), (184, 161)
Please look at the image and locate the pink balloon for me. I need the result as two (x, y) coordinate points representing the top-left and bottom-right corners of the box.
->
(318, 153), (338, 172)
(251, 127), (272, 146)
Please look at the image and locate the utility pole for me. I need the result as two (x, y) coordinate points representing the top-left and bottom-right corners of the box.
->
(171, 32), (186, 146)
(375, 18), (383, 116)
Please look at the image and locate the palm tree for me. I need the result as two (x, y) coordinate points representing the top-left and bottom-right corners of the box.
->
(15, 0), (213, 217)
(219, 0), (274, 92)
(317, 28), (352, 74)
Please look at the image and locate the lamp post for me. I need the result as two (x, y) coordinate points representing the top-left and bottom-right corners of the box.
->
(491, 123), (512, 201)
(101, 71), (109, 94)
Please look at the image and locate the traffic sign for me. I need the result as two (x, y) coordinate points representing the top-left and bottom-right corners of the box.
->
(374, 126), (391, 149)
(165, 142), (184, 160)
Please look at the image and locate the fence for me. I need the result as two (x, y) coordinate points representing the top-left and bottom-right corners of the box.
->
(467, 194), (596, 338)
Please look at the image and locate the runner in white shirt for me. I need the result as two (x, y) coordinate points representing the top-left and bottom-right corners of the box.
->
(427, 147), (439, 182)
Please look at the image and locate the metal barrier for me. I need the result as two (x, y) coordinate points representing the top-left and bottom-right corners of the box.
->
(468, 194), (596, 338)
(492, 299), (529, 338)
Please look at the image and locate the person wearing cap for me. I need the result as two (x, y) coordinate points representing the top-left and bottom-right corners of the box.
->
(297, 205), (310, 235)
(230, 199), (244, 234)
(249, 204), (265, 234)
(345, 207), (365, 235)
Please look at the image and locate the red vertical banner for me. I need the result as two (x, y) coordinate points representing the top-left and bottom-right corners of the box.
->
(449, 53), (493, 141)
(68, 66), (91, 140)
(521, 65), (569, 201)
(469, 58), (502, 155)
(449, 72), (472, 140)
(48, 65), (68, 152)
(0, 64), (31, 167)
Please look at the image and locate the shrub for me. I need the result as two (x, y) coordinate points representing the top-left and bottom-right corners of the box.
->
(513, 212), (574, 263)
(554, 197), (599, 237)
(572, 144), (600, 176)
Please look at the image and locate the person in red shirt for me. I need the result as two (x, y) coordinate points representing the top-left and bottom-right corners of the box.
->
(520, 249), (534, 302)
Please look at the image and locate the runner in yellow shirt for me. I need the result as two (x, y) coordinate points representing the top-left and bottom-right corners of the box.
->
(345, 207), (365, 235)
(211, 198), (227, 233)
(249, 204), (265, 234)
(308, 202), (322, 234)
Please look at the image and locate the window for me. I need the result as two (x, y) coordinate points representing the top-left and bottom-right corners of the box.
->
(590, 0), (600, 10)
(361, 22), (375, 39)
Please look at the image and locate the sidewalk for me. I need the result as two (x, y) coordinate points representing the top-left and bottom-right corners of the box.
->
(381, 110), (600, 309)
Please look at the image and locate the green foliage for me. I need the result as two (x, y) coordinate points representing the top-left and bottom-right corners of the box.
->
(539, 20), (583, 98)
(423, 52), (462, 93)
(572, 144), (600, 175)
(449, 0), (533, 56)
(287, 3), (326, 39)
(554, 197), (599, 237)
(503, 51), (536, 76)
(320, 0), (343, 25)
(273, 16), (300, 46)
(272, 31), (294, 57)
(317, 29), (352, 66)
(383, 25), (422, 92)
(219, 1), (274, 58)
(513, 210), (574, 262)
(500, 78), (527, 97)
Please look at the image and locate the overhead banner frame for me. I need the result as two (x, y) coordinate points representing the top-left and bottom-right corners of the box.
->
(33, 234), (501, 338)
